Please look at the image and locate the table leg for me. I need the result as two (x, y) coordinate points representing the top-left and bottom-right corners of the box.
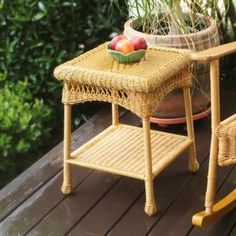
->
(61, 104), (73, 194)
(112, 103), (119, 126)
(183, 87), (199, 172)
(142, 117), (157, 216)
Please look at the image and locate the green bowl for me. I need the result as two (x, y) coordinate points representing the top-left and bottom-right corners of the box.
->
(108, 48), (146, 63)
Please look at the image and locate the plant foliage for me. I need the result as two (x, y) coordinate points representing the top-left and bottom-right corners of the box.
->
(0, 0), (124, 187)
(112, 0), (229, 35)
(0, 0), (123, 101)
(0, 81), (51, 186)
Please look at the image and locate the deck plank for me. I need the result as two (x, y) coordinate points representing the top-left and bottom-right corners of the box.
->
(106, 118), (211, 236)
(67, 178), (144, 236)
(88, 155), (193, 236)
(0, 92), (236, 235)
(0, 168), (94, 235)
(189, 166), (236, 236)
(147, 91), (236, 236)
(28, 111), (210, 236)
(0, 106), (128, 235)
(230, 221), (236, 235)
(28, 172), (120, 236)
(147, 158), (232, 236)
(24, 113), (140, 235)
(0, 107), (116, 222)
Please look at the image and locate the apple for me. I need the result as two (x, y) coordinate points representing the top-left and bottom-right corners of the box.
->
(130, 37), (148, 50)
(115, 39), (134, 54)
(110, 35), (127, 50)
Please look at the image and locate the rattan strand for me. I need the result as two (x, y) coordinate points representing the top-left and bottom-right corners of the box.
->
(57, 43), (198, 216)
(54, 43), (192, 118)
(216, 114), (236, 166)
(54, 43), (192, 93)
(61, 69), (191, 118)
(68, 124), (192, 180)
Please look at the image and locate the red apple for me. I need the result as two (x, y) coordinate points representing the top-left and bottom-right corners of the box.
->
(110, 35), (127, 50)
(115, 39), (134, 54)
(130, 37), (148, 50)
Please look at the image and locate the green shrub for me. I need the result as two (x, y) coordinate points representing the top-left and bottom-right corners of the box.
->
(0, 0), (124, 101)
(0, 81), (51, 186)
(0, 1), (124, 187)
(0, 0), (124, 132)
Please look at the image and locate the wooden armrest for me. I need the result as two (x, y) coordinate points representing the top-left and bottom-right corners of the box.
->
(191, 41), (236, 62)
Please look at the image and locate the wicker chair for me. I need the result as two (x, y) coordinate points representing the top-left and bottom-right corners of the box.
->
(191, 41), (236, 227)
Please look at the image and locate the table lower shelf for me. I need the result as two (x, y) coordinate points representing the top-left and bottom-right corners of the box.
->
(67, 124), (193, 180)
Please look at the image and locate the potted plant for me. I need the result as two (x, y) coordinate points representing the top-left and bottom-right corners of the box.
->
(112, 0), (229, 123)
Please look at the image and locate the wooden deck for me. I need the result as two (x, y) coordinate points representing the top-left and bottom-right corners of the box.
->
(0, 91), (236, 236)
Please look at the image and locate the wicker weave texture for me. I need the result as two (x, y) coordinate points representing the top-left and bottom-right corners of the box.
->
(55, 43), (192, 118)
(68, 124), (192, 180)
(216, 114), (236, 166)
(54, 43), (192, 93)
(56, 43), (198, 216)
(62, 69), (191, 118)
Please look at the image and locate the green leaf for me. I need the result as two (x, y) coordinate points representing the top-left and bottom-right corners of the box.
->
(32, 12), (46, 21)
(38, 2), (46, 12)
(16, 139), (30, 153)
(0, 0), (123, 186)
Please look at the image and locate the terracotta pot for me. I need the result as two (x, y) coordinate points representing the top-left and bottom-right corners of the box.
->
(124, 18), (220, 118)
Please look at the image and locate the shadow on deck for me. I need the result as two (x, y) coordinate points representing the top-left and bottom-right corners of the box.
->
(0, 91), (236, 236)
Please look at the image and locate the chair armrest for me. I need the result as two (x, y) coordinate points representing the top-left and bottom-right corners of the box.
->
(191, 41), (236, 62)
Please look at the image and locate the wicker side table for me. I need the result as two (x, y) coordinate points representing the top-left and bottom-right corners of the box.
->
(54, 43), (199, 216)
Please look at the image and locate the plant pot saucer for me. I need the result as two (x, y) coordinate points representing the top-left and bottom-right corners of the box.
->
(150, 106), (211, 127)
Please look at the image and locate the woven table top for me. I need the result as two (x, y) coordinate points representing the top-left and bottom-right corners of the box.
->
(54, 43), (192, 93)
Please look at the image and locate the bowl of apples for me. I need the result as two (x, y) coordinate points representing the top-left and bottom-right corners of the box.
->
(107, 35), (147, 63)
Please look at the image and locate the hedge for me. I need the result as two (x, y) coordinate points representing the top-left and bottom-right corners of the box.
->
(0, 1), (124, 187)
